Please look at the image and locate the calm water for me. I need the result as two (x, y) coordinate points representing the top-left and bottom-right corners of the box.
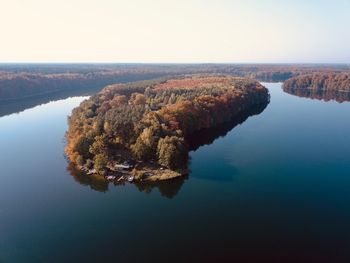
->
(1, 83), (350, 263)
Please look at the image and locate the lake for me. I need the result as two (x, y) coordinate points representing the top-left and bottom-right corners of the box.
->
(1, 83), (350, 262)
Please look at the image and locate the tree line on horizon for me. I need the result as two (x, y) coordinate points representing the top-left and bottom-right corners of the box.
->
(1, 64), (349, 102)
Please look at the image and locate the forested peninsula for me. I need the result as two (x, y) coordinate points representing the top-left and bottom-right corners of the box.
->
(65, 75), (269, 182)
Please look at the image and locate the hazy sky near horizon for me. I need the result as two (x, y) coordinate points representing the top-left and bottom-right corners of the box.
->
(0, 0), (349, 63)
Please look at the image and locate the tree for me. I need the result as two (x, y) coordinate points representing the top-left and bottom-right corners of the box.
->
(94, 154), (108, 174)
(73, 135), (93, 160)
(130, 93), (146, 105)
(131, 137), (149, 160)
(76, 155), (84, 166)
(89, 135), (108, 156)
(110, 95), (127, 107)
(131, 127), (159, 160)
(157, 136), (187, 169)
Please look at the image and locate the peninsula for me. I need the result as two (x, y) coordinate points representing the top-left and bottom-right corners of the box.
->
(65, 75), (269, 182)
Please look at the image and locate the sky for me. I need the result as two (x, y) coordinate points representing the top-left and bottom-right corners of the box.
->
(0, 0), (349, 63)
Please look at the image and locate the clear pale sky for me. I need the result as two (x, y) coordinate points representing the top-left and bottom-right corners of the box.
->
(0, 0), (349, 63)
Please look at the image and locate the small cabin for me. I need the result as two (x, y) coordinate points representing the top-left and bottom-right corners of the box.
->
(114, 162), (133, 171)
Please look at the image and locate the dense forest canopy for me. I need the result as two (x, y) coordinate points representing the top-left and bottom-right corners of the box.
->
(283, 73), (350, 92)
(283, 73), (350, 102)
(1, 64), (349, 102)
(65, 75), (269, 181)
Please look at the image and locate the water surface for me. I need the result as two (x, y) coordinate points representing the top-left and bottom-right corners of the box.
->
(1, 83), (350, 262)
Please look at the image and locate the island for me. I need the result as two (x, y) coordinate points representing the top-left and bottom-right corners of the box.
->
(65, 75), (269, 182)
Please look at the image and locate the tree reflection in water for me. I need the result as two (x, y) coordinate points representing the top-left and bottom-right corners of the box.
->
(283, 87), (350, 103)
(67, 163), (109, 192)
(67, 162), (187, 198)
(186, 103), (268, 151)
(67, 101), (268, 198)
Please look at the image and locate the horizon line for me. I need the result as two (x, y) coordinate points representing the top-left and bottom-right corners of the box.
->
(0, 61), (349, 65)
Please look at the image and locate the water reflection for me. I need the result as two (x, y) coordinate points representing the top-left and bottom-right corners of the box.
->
(67, 163), (109, 192)
(187, 102), (269, 151)
(134, 177), (187, 198)
(283, 87), (350, 103)
(0, 87), (100, 117)
(68, 162), (187, 198)
(67, 102), (268, 197)
(0, 73), (165, 117)
(186, 102), (268, 182)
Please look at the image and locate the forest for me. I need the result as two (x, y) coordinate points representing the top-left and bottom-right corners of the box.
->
(283, 73), (350, 92)
(65, 75), (269, 182)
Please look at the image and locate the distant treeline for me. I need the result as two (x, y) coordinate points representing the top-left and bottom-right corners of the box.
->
(1, 63), (349, 102)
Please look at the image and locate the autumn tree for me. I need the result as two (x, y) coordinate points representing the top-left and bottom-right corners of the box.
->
(94, 154), (108, 174)
(110, 95), (127, 107)
(157, 136), (187, 169)
(89, 134), (108, 156)
(131, 126), (161, 160)
(130, 93), (146, 105)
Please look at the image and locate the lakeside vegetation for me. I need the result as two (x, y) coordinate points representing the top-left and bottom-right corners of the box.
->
(65, 75), (269, 181)
(283, 73), (350, 102)
(283, 72), (350, 92)
(284, 73), (350, 92)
